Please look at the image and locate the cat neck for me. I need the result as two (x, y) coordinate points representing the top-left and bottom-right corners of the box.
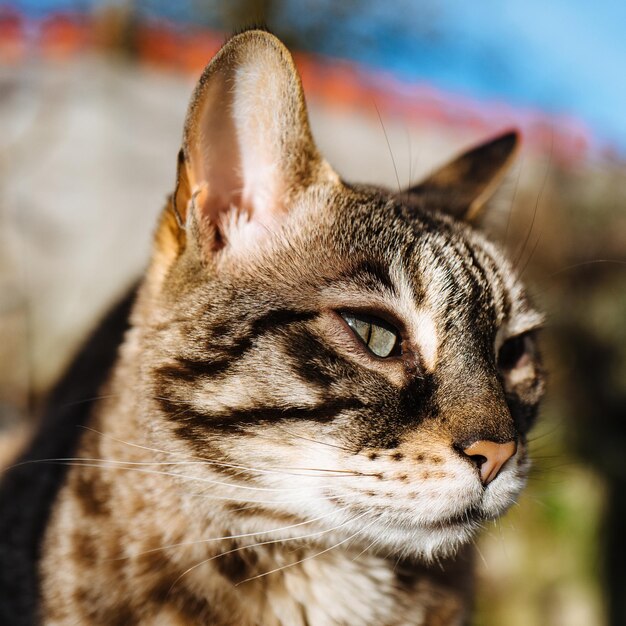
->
(40, 375), (470, 626)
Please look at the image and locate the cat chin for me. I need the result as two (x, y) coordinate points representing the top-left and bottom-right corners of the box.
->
(358, 520), (479, 562)
(413, 486), (526, 559)
(417, 527), (478, 561)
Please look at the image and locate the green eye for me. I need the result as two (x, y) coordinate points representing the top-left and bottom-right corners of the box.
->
(341, 313), (400, 358)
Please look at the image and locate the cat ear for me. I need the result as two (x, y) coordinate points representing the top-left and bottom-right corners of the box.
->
(163, 29), (336, 260)
(408, 131), (520, 223)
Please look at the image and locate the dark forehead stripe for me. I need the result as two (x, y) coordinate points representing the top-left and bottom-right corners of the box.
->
(403, 217), (465, 303)
(471, 238), (512, 320)
(405, 229), (467, 311)
(429, 218), (499, 305)
(344, 258), (397, 294)
(451, 237), (497, 322)
(443, 243), (502, 343)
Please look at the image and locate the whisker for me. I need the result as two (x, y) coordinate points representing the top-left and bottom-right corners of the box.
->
(274, 426), (353, 453)
(473, 537), (488, 570)
(518, 230), (542, 278)
(513, 134), (552, 269)
(13, 456), (367, 479)
(59, 393), (119, 409)
(24, 460), (326, 493)
(169, 509), (371, 592)
(504, 158), (523, 248)
(79, 425), (183, 456)
(189, 489), (346, 507)
(235, 515), (377, 586)
(546, 259), (626, 278)
(124, 502), (355, 559)
(404, 121), (417, 205)
(78, 426), (369, 476)
(351, 530), (384, 562)
(373, 100), (402, 194)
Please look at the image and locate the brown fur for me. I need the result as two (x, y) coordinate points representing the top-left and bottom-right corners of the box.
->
(36, 30), (544, 625)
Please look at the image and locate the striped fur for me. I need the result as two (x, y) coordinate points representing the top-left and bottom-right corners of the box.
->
(36, 31), (544, 625)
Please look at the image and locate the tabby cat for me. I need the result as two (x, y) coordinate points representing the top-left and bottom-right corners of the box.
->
(0, 30), (545, 626)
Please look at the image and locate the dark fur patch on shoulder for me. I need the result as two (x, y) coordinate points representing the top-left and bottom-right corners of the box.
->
(0, 285), (137, 626)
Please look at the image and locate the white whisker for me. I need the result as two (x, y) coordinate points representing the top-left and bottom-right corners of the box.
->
(125, 502), (355, 559)
(15, 456), (366, 479)
(235, 516), (378, 586)
(273, 426), (353, 452)
(351, 527), (387, 562)
(171, 509), (372, 592)
(28, 460), (323, 493)
(77, 426), (372, 476)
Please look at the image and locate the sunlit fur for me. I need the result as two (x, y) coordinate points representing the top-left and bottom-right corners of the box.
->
(36, 31), (545, 626)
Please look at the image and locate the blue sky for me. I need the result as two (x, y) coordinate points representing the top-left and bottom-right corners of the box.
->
(7, 0), (626, 151)
(277, 0), (626, 151)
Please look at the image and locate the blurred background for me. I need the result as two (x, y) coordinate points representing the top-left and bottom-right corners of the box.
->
(0, 1), (625, 624)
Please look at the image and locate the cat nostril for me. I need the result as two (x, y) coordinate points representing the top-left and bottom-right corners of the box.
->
(460, 440), (517, 485)
(468, 454), (488, 470)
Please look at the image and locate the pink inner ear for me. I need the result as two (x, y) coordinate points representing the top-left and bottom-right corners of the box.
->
(188, 74), (244, 225)
(187, 64), (286, 233)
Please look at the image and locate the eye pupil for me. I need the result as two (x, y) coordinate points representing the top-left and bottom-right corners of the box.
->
(341, 313), (399, 358)
(498, 335), (527, 370)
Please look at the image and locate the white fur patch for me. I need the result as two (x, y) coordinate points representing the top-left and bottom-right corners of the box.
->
(392, 267), (440, 372)
(412, 310), (438, 371)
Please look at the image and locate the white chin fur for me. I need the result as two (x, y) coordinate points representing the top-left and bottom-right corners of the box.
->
(369, 522), (479, 562)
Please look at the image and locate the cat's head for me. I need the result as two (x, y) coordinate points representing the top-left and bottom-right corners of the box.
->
(136, 30), (545, 559)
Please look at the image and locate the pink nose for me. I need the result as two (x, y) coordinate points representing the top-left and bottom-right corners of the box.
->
(462, 440), (517, 485)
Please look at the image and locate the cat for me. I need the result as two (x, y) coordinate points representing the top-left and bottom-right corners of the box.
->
(0, 29), (545, 626)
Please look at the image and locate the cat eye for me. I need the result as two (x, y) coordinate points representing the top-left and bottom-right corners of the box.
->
(498, 334), (531, 370)
(340, 313), (400, 358)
